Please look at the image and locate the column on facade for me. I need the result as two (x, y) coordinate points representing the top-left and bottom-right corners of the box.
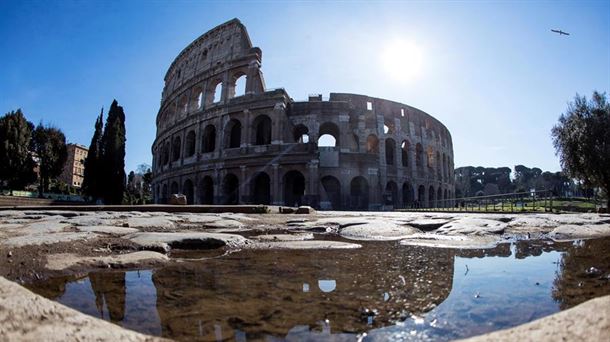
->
(243, 109), (251, 147)
(271, 102), (285, 145)
(271, 164), (281, 205)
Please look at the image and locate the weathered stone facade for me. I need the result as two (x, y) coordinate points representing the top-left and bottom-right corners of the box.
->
(152, 19), (454, 209)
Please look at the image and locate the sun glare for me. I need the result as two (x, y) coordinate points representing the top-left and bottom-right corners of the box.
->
(381, 40), (423, 82)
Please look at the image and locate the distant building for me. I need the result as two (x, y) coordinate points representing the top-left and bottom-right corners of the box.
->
(60, 143), (88, 188)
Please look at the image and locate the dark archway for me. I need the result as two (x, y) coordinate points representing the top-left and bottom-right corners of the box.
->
(161, 184), (168, 204)
(350, 176), (369, 210)
(401, 140), (410, 167)
(283, 170), (305, 207)
(321, 176), (341, 210)
(429, 185), (436, 208)
(253, 115), (272, 145)
(294, 124), (309, 143)
(318, 122), (340, 148)
(198, 176), (214, 204)
(385, 181), (398, 207)
(222, 174), (239, 205)
(385, 138), (396, 165)
(170, 181), (179, 195)
(225, 119), (242, 148)
(251, 172), (271, 205)
(185, 131), (196, 157)
(202, 124), (216, 153)
(417, 185), (426, 207)
(162, 143), (170, 165)
(437, 187), (443, 207)
(183, 179), (194, 205)
(416, 143), (423, 168)
(402, 182), (414, 208)
(172, 136), (181, 162)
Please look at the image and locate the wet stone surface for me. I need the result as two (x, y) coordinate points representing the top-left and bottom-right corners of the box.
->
(26, 236), (610, 341)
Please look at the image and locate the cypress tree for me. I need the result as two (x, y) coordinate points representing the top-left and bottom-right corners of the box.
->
(82, 108), (104, 202)
(101, 100), (126, 204)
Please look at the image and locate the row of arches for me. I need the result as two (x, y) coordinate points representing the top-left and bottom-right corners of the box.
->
(156, 171), (452, 209)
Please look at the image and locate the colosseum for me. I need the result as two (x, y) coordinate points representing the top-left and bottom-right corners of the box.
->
(152, 19), (454, 210)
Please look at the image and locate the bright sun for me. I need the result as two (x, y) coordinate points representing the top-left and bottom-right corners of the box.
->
(380, 40), (423, 82)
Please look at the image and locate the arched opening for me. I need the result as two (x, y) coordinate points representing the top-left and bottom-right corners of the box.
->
(437, 188), (443, 208)
(427, 147), (435, 169)
(178, 95), (188, 115)
(294, 124), (310, 143)
(385, 138), (396, 165)
(170, 181), (179, 195)
(385, 181), (398, 207)
(444, 189), (448, 205)
(251, 172), (271, 205)
(190, 86), (203, 111)
(185, 131), (196, 157)
(213, 82), (222, 103)
(401, 140), (410, 167)
(198, 176), (214, 204)
(402, 182), (414, 208)
(318, 122), (340, 148)
(172, 136), (181, 162)
(202, 124), (216, 153)
(233, 74), (246, 97)
(350, 176), (369, 210)
(428, 186), (436, 208)
(366, 134), (379, 153)
(225, 119), (242, 148)
(162, 143), (170, 166)
(283, 170), (305, 207)
(383, 120), (395, 135)
(161, 184), (168, 204)
(222, 174), (239, 205)
(253, 115), (272, 145)
(416, 143), (423, 168)
(321, 176), (341, 210)
(183, 179), (194, 205)
(417, 185), (426, 207)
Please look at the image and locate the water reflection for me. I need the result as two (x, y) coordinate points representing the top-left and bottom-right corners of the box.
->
(26, 237), (610, 341)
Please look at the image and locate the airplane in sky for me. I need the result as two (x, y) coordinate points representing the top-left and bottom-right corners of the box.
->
(551, 29), (570, 36)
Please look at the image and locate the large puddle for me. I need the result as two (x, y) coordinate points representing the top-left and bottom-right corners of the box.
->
(28, 237), (610, 341)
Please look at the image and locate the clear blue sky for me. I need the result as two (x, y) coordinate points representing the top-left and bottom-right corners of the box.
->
(1, 0), (608, 173)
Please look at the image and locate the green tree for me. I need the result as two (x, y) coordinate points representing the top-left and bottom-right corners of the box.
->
(552, 92), (610, 210)
(101, 100), (126, 204)
(82, 109), (104, 202)
(32, 124), (68, 197)
(0, 109), (37, 192)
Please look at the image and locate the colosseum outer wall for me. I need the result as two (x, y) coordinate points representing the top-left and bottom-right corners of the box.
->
(152, 19), (455, 210)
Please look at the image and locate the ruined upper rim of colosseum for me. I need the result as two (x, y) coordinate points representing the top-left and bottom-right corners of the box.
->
(151, 18), (454, 210)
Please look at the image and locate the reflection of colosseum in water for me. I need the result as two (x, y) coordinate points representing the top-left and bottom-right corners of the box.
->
(152, 19), (455, 209)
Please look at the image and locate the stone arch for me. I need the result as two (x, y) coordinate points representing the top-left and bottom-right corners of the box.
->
(417, 185), (426, 207)
(183, 179), (194, 205)
(225, 119), (242, 149)
(198, 176), (214, 204)
(185, 130), (196, 157)
(201, 124), (216, 153)
(229, 71), (247, 98)
(401, 140), (410, 167)
(178, 94), (188, 115)
(294, 124), (310, 143)
(190, 86), (203, 111)
(402, 182), (414, 207)
(318, 122), (340, 147)
(207, 78), (222, 105)
(427, 146), (435, 169)
(428, 185), (436, 208)
(350, 176), (369, 210)
(170, 181), (179, 195)
(252, 115), (272, 145)
(212, 82), (223, 103)
(251, 172), (271, 205)
(320, 175), (341, 210)
(161, 184), (168, 204)
(162, 142), (170, 166)
(416, 143), (423, 168)
(222, 173), (239, 205)
(366, 134), (379, 153)
(385, 138), (396, 165)
(385, 181), (398, 207)
(283, 170), (305, 207)
(171, 136), (181, 162)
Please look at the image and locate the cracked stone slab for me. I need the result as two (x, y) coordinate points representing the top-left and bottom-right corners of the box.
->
(249, 240), (361, 249)
(549, 224), (610, 241)
(340, 221), (420, 241)
(125, 217), (176, 229)
(400, 233), (499, 249)
(76, 225), (140, 235)
(126, 232), (248, 252)
(22, 221), (72, 234)
(3, 232), (99, 247)
(407, 218), (454, 231)
(252, 233), (314, 241)
(436, 218), (507, 236)
(45, 251), (169, 271)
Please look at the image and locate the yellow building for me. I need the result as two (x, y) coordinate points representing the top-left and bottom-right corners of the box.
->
(60, 143), (88, 188)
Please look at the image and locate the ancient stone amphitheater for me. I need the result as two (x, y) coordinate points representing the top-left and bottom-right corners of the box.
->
(152, 19), (454, 210)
